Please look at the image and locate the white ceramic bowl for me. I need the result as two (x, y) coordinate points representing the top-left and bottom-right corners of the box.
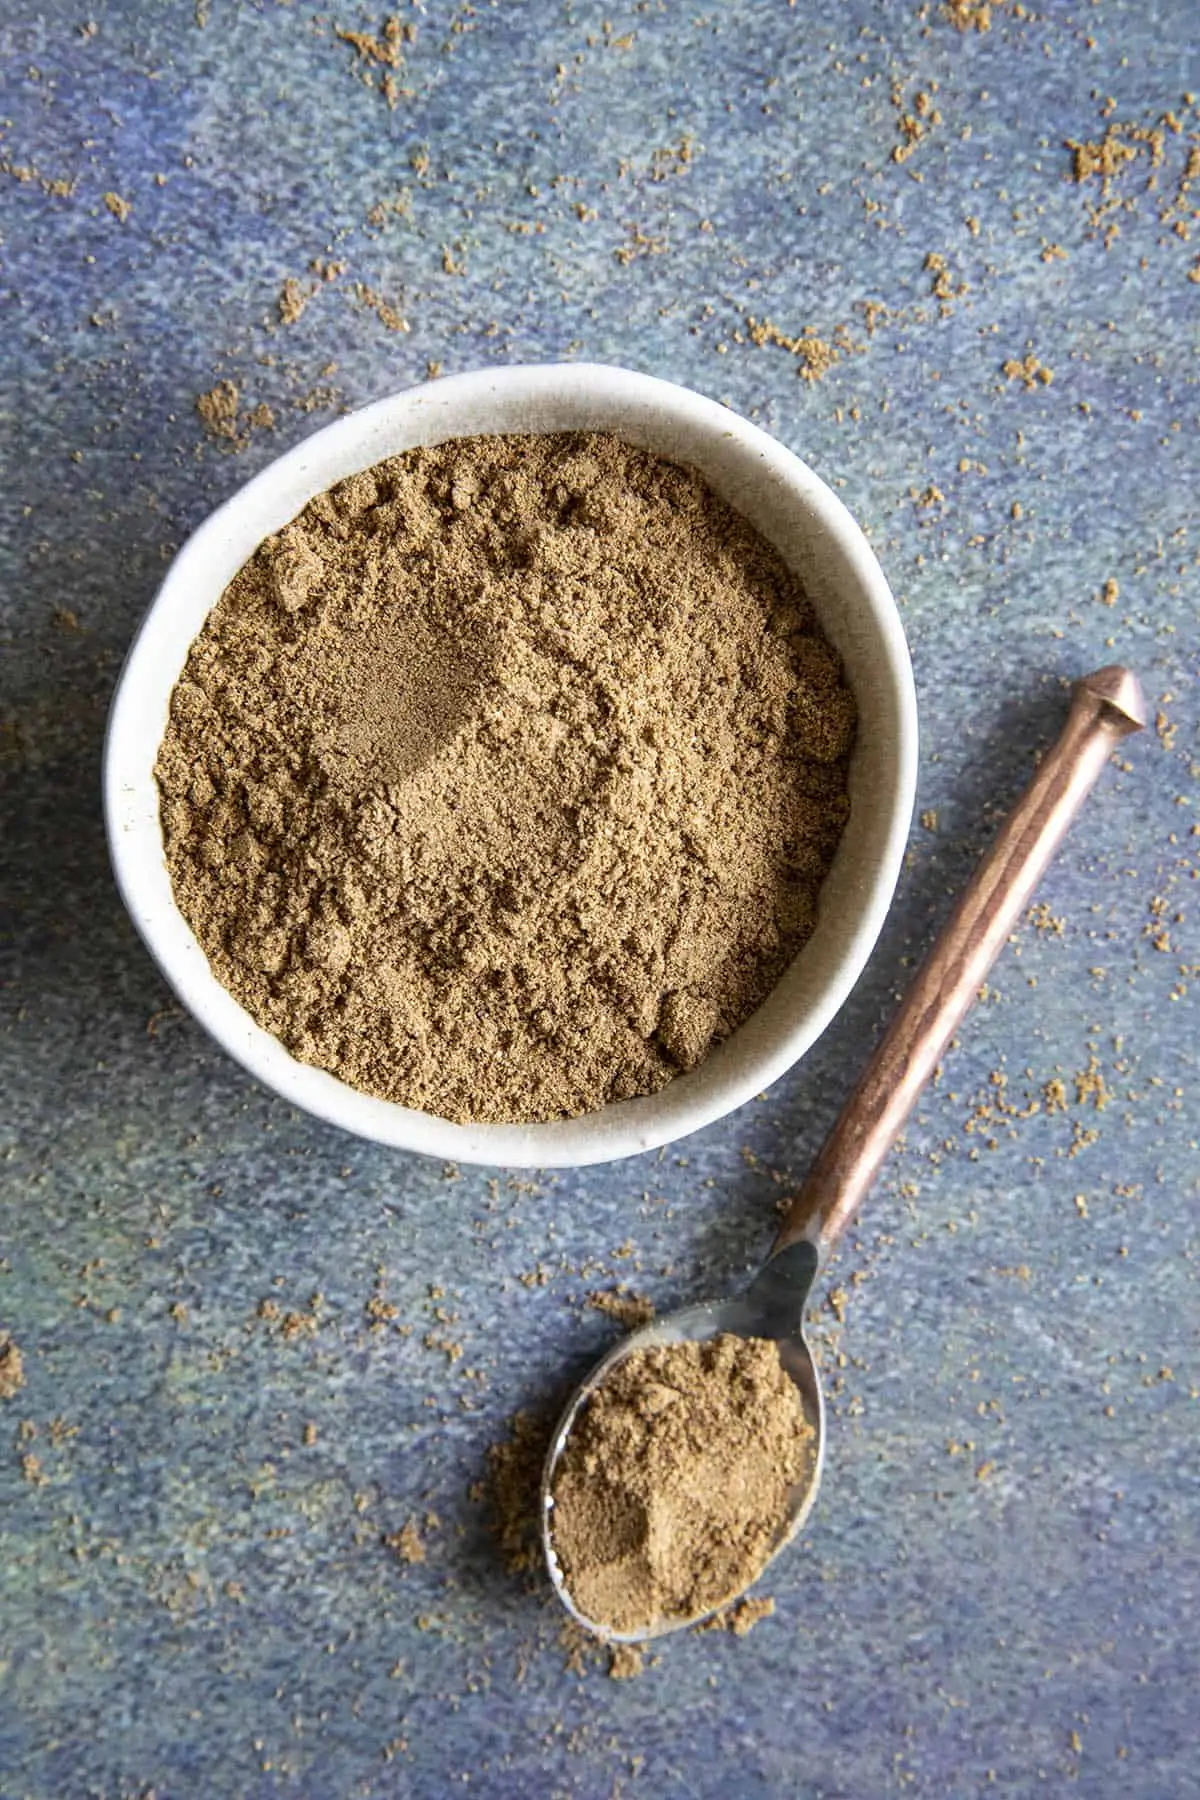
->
(105, 364), (917, 1168)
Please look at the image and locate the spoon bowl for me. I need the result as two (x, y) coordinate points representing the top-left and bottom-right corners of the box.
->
(540, 1241), (827, 1642)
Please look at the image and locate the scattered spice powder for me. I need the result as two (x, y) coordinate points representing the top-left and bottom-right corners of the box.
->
(942, 0), (994, 29)
(697, 1594), (776, 1636)
(549, 1333), (813, 1635)
(1, 158), (76, 198)
(278, 278), (310, 325)
(1002, 354), (1054, 389)
(483, 1408), (554, 1575)
(335, 15), (406, 67)
(649, 135), (698, 181)
(746, 315), (857, 381)
(1043, 1075), (1067, 1112)
(353, 281), (410, 332)
(608, 1643), (645, 1679)
(156, 432), (855, 1125)
(585, 1288), (655, 1328)
(195, 378), (275, 449)
(1067, 129), (1139, 187)
(384, 1519), (426, 1564)
(925, 250), (967, 310)
(614, 223), (668, 264)
(0, 1336), (25, 1400)
(892, 86), (942, 164)
(1075, 1052), (1110, 1109)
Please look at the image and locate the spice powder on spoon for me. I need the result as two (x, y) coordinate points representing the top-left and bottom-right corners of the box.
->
(549, 1333), (814, 1635)
(156, 430), (855, 1123)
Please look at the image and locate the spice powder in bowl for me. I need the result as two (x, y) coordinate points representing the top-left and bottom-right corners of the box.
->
(156, 431), (856, 1124)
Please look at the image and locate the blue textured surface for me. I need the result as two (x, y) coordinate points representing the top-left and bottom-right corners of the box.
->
(1, 3), (1197, 1796)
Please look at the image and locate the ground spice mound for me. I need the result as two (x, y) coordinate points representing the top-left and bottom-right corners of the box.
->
(549, 1332), (812, 1634)
(156, 432), (855, 1123)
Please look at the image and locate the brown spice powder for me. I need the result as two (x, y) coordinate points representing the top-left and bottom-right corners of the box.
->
(0, 1335), (25, 1400)
(383, 1519), (426, 1564)
(549, 1333), (812, 1634)
(156, 431), (855, 1124)
(699, 1594), (777, 1636)
(585, 1287), (656, 1328)
(484, 1407), (553, 1575)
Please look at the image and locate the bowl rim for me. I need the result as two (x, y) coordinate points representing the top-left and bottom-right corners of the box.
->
(104, 361), (917, 1168)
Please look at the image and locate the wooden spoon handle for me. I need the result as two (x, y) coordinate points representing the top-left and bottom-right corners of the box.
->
(773, 665), (1145, 1260)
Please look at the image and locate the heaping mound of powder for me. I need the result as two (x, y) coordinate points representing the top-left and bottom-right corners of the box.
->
(549, 1333), (813, 1634)
(156, 431), (855, 1124)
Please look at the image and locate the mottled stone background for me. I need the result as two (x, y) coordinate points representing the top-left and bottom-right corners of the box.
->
(1, 2), (1196, 1796)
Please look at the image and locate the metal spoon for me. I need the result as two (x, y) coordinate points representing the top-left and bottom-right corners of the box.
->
(541, 664), (1145, 1642)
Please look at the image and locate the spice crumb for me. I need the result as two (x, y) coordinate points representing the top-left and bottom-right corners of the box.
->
(195, 380), (240, 441)
(335, 15), (406, 69)
(1002, 354), (1053, 388)
(585, 1288), (655, 1328)
(278, 278), (310, 325)
(353, 281), (409, 332)
(699, 1594), (776, 1636)
(746, 315), (857, 381)
(943, 0), (993, 31)
(384, 1520), (426, 1564)
(0, 1337), (25, 1400)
